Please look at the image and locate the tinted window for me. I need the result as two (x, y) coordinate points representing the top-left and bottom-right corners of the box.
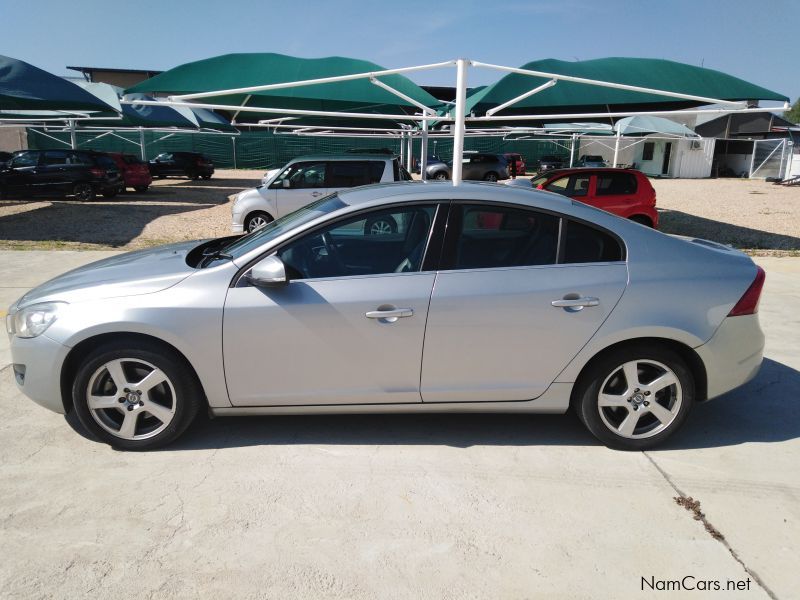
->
(69, 152), (94, 166)
(398, 164), (413, 181)
(93, 156), (117, 170)
(544, 176), (569, 195)
(10, 151), (39, 168)
(596, 173), (637, 196)
(326, 161), (383, 187)
(563, 221), (622, 263)
(453, 205), (559, 269)
(43, 151), (69, 165)
(279, 205), (436, 279)
(155, 153), (172, 161)
(270, 161), (327, 189)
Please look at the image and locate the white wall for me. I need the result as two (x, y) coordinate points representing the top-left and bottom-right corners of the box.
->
(0, 127), (27, 152)
(671, 138), (714, 178)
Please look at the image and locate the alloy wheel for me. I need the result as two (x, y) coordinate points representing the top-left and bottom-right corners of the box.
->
(73, 183), (94, 201)
(247, 215), (269, 232)
(86, 358), (177, 441)
(369, 220), (394, 235)
(597, 359), (682, 439)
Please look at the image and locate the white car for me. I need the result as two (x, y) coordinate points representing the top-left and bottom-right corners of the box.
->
(233, 154), (412, 233)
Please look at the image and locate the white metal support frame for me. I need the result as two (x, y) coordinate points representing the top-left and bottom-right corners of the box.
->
(451, 58), (469, 185)
(485, 78), (557, 116)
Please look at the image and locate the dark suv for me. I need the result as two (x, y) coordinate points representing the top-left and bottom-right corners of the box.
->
(425, 153), (509, 181)
(0, 150), (122, 201)
(149, 152), (214, 180)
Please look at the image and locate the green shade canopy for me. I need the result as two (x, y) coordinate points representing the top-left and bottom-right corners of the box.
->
(0, 55), (116, 113)
(466, 57), (788, 119)
(127, 53), (439, 124)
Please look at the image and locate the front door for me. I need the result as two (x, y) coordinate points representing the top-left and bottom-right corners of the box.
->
(223, 203), (440, 406)
(661, 143), (672, 175)
(421, 203), (627, 403)
(271, 161), (328, 217)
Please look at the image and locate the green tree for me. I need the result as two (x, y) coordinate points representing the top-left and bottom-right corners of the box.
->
(785, 98), (800, 124)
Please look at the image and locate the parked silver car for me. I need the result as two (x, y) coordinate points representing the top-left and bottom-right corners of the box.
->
(232, 154), (412, 233)
(7, 182), (764, 450)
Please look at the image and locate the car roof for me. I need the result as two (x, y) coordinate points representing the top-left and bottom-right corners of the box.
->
(336, 180), (574, 209)
(537, 167), (643, 177)
(289, 154), (395, 162)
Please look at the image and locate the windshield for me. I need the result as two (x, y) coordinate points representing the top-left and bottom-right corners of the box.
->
(219, 194), (347, 260)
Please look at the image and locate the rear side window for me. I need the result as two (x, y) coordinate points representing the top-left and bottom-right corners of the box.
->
(596, 173), (637, 196)
(563, 220), (622, 263)
(43, 151), (69, 165)
(93, 156), (117, 169)
(454, 205), (559, 269)
(326, 161), (376, 187)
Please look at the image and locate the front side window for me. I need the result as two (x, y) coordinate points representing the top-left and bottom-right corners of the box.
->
(10, 151), (39, 168)
(570, 173), (591, 197)
(279, 205), (436, 280)
(452, 205), (559, 270)
(270, 161), (327, 189)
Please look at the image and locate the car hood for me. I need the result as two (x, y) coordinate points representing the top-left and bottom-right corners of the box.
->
(15, 241), (200, 309)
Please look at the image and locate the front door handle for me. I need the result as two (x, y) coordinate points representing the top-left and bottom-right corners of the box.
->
(365, 307), (414, 323)
(551, 296), (600, 309)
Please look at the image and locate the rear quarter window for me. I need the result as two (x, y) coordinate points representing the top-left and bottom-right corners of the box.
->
(596, 173), (637, 196)
(563, 220), (623, 263)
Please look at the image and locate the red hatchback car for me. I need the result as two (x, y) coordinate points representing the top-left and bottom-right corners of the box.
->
(504, 152), (526, 176)
(531, 168), (658, 228)
(106, 153), (153, 193)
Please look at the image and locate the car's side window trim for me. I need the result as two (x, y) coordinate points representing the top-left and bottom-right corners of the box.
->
(230, 200), (450, 287)
(438, 200), (626, 272)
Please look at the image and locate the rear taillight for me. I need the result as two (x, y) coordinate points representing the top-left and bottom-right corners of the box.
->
(728, 267), (766, 316)
(90, 167), (105, 178)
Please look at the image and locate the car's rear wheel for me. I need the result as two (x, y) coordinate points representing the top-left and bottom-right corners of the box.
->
(432, 171), (448, 181)
(188, 171), (200, 180)
(630, 215), (654, 227)
(134, 185), (149, 193)
(484, 171), (499, 182)
(201, 174), (212, 180)
(574, 344), (694, 450)
(72, 341), (201, 450)
(102, 189), (117, 199)
(245, 211), (273, 233)
(72, 183), (96, 201)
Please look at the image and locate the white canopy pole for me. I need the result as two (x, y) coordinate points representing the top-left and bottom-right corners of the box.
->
(570, 133), (576, 167)
(452, 58), (468, 186)
(68, 120), (77, 149)
(485, 79), (557, 116)
(420, 118), (429, 181)
(399, 132), (406, 165)
(139, 127), (146, 161)
(406, 133), (413, 171)
(613, 130), (621, 167)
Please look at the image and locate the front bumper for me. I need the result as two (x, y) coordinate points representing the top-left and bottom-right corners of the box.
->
(695, 314), (765, 400)
(9, 333), (70, 414)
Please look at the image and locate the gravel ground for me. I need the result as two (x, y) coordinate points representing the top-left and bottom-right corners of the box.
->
(0, 171), (798, 252)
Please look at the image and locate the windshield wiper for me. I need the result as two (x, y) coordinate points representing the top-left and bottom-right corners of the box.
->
(200, 247), (233, 267)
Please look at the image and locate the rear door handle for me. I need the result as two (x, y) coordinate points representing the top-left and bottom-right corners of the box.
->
(551, 296), (600, 309)
(365, 308), (414, 322)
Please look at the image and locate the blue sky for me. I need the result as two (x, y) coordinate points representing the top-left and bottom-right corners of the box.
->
(1, 0), (797, 102)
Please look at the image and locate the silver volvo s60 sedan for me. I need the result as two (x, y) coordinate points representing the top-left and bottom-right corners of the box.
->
(6, 182), (765, 450)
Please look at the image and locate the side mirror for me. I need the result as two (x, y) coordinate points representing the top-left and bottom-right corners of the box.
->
(536, 184), (544, 190)
(282, 179), (291, 189)
(246, 255), (287, 287)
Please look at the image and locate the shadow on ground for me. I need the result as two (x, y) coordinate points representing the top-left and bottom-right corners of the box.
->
(153, 177), (260, 196)
(0, 201), (215, 246)
(63, 358), (799, 452)
(659, 209), (800, 250)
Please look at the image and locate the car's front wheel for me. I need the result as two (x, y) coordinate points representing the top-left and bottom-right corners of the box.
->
(365, 215), (397, 235)
(432, 171), (449, 181)
(134, 185), (149, 193)
(72, 340), (202, 450)
(574, 344), (694, 450)
(483, 171), (499, 182)
(245, 211), (273, 233)
(201, 174), (212, 180)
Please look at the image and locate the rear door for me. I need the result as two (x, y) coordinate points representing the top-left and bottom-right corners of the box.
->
(421, 203), (627, 402)
(3, 151), (41, 194)
(592, 171), (639, 216)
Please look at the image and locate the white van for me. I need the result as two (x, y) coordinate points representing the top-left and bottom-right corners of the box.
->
(231, 154), (412, 233)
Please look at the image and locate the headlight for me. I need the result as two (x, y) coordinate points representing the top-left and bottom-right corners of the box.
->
(10, 302), (64, 338)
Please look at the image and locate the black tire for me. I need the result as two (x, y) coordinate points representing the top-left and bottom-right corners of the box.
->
(102, 189), (118, 199)
(573, 343), (694, 450)
(629, 215), (654, 228)
(134, 185), (149, 193)
(72, 182), (96, 201)
(432, 171), (449, 181)
(72, 340), (202, 450)
(245, 210), (273, 233)
(201, 174), (212, 180)
(483, 171), (499, 182)
(364, 215), (398, 235)
(188, 171), (200, 181)
(156, 174), (165, 179)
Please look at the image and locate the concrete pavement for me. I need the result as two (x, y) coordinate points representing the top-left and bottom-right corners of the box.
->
(0, 251), (797, 599)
